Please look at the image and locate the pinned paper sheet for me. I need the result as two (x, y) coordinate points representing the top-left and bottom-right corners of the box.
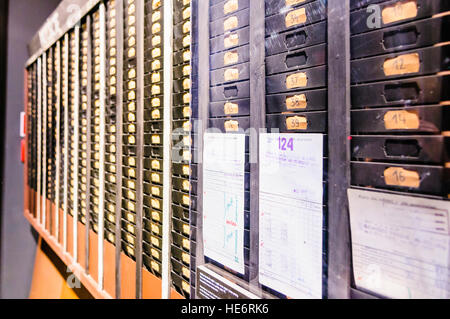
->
(259, 134), (324, 299)
(203, 133), (246, 274)
(348, 189), (450, 299)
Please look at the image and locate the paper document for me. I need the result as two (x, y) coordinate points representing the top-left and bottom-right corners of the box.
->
(259, 133), (324, 299)
(203, 133), (246, 274)
(348, 189), (450, 299)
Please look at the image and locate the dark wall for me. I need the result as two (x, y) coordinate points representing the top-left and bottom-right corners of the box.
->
(0, 0), (61, 299)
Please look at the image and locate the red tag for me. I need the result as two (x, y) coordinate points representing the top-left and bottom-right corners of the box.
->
(21, 139), (25, 163)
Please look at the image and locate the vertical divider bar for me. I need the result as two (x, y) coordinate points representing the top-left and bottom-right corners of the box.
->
(248, 0), (265, 295)
(194, 0), (210, 280)
(161, 0), (174, 300)
(55, 40), (61, 242)
(73, 24), (81, 263)
(85, 15), (93, 274)
(37, 57), (42, 225)
(42, 52), (48, 227)
(327, 0), (351, 299)
(98, 2), (107, 290)
(135, 0), (145, 299)
(114, 0), (125, 299)
(63, 34), (70, 252)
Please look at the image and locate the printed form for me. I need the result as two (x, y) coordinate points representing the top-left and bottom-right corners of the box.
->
(203, 133), (246, 275)
(259, 133), (324, 299)
(348, 189), (450, 299)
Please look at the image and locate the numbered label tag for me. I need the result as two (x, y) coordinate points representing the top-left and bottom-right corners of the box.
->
(182, 223), (190, 235)
(182, 267), (190, 279)
(382, 0), (418, 25)
(224, 16), (238, 31)
(152, 109), (161, 120)
(286, 72), (307, 89)
(152, 199), (161, 210)
(224, 51), (239, 65)
(151, 248), (160, 260)
(384, 167), (420, 188)
(286, 116), (308, 130)
(182, 252), (190, 265)
(285, 8), (307, 28)
(224, 68), (239, 81)
(183, 238), (190, 250)
(224, 0), (238, 14)
(152, 135), (161, 144)
(127, 234), (135, 245)
(152, 224), (160, 235)
(183, 7), (191, 20)
(182, 281), (190, 293)
(183, 106), (192, 118)
(127, 246), (134, 257)
(225, 120), (239, 132)
(152, 261), (160, 273)
(224, 102), (239, 115)
(151, 186), (160, 197)
(151, 236), (160, 247)
(182, 165), (190, 176)
(152, 160), (161, 170)
(384, 110), (419, 130)
(182, 180), (190, 191)
(182, 195), (190, 206)
(286, 94), (307, 110)
(224, 33), (239, 48)
(152, 173), (161, 183)
(183, 21), (191, 34)
(152, 211), (161, 222)
(383, 53), (420, 76)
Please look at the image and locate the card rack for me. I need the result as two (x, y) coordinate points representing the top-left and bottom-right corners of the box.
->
(170, 0), (194, 298)
(67, 30), (78, 261)
(350, 0), (450, 198)
(121, 0), (139, 262)
(46, 45), (55, 235)
(26, 63), (38, 218)
(28, 0), (450, 300)
(264, 0), (328, 299)
(202, 0), (252, 287)
(79, 21), (89, 230)
(105, 0), (118, 247)
(348, 0), (450, 298)
(142, 0), (164, 280)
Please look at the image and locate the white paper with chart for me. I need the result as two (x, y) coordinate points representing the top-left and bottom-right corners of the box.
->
(203, 133), (246, 274)
(348, 188), (450, 299)
(259, 133), (324, 299)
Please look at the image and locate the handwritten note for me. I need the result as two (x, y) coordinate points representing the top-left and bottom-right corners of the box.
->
(203, 133), (246, 274)
(348, 189), (450, 299)
(259, 133), (324, 299)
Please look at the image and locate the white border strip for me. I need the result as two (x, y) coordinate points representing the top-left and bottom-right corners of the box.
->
(36, 57), (42, 224)
(161, 0), (174, 300)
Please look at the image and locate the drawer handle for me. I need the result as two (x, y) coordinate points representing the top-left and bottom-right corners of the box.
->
(383, 82), (419, 102)
(385, 139), (421, 158)
(285, 51), (307, 68)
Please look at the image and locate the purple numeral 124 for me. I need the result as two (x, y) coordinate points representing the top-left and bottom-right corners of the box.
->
(278, 137), (294, 151)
